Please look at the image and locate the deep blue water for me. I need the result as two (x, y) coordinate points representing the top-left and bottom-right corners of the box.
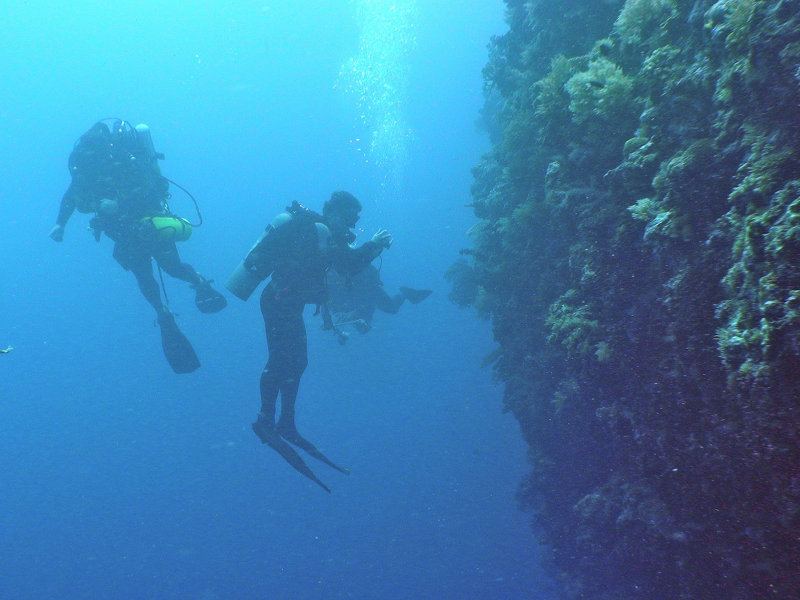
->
(1, 2), (554, 599)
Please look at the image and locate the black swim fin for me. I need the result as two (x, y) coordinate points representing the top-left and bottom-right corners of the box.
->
(277, 425), (350, 475)
(193, 279), (228, 314)
(399, 287), (433, 304)
(158, 311), (201, 374)
(252, 418), (331, 492)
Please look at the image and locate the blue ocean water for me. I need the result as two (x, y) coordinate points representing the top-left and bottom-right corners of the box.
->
(0, 2), (554, 599)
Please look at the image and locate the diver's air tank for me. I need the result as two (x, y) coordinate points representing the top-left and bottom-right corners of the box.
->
(225, 212), (294, 301)
(225, 229), (273, 301)
(134, 123), (160, 163)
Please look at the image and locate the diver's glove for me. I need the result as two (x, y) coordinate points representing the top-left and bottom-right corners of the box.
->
(371, 229), (393, 250)
(49, 224), (65, 242)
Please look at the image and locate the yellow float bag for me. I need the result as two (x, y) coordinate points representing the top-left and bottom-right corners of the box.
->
(143, 216), (193, 243)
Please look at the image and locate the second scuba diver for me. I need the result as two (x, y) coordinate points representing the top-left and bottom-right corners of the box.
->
(323, 263), (432, 343)
(50, 119), (227, 373)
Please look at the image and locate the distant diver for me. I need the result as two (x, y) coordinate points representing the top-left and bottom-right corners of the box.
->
(226, 191), (392, 491)
(49, 119), (227, 373)
(0, 346), (12, 354)
(323, 263), (432, 343)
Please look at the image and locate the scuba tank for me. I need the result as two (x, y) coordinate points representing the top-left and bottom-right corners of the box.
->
(226, 226), (276, 301)
(225, 210), (331, 301)
(225, 213), (294, 301)
(134, 123), (165, 164)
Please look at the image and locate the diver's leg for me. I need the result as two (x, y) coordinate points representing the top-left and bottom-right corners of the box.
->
(374, 287), (404, 314)
(258, 287), (289, 426)
(153, 242), (204, 285)
(114, 241), (164, 313)
(154, 242), (227, 313)
(275, 299), (308, 433)
(254, 291), (331, 490)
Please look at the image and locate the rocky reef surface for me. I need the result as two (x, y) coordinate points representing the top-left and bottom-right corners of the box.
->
(449, 1), (800, 598)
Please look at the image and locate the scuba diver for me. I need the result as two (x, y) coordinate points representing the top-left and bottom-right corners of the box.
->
(226, 191), (392, 492)
(0, 346), (12, 354)
(49, 119), (227, 373)
(323, 263), (432, 343)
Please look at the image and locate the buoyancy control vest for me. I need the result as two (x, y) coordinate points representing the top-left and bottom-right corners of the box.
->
(67, 119), (168, 215)
(225, 201), (330, 301)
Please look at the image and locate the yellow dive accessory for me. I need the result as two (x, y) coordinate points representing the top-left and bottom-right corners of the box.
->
(143, 216), (193, 242)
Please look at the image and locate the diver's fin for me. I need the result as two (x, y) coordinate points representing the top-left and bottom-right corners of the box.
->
(277, 425), (350, 475)
(158, 312), (200, 374)
(252, 419), (331, 492)
(193, 279), (228, 314)
(399, 287), (433, 305)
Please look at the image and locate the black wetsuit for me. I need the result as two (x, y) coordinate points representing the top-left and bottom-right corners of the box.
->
(246, 212), (381, 431)
(56, 134), (202, 313)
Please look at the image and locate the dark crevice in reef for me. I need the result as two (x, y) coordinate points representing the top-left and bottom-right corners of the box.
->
(448, 1), (800, 598)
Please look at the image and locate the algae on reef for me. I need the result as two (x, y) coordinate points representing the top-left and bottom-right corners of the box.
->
(453, 1), (800, 598)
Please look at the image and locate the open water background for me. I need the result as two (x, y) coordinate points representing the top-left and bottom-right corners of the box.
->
(0, 2), (555, 598)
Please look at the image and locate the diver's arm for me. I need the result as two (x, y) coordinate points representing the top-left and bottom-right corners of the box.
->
(49, 185), (79, 241)
(329, 229), (392, 276)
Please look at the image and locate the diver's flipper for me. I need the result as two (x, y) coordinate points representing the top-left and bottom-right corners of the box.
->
(252, 419), (331, 492)
(277, 425), (350, 475)
(158, 312), (201, 374)
(399, 287), (433, 305)
(194, 280), (228, 314)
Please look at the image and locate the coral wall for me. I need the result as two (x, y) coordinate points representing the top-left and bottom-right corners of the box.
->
(451, 1), (800, 598)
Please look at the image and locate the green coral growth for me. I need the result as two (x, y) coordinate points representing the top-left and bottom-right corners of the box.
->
(614, 0), (678, 46)
(564, 57), (635, 125)
(546, 291), (601, 357)
(729, 125), (797, 207)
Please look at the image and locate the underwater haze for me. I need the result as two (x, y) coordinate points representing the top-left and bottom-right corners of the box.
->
(0, 2), (553, 599)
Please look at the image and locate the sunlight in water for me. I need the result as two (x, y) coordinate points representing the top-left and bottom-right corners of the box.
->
(337, 0), (417, 190)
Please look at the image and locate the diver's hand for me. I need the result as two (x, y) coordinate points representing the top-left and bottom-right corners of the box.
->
(371, 229), (392, 249)
(49, 224), (65, 242)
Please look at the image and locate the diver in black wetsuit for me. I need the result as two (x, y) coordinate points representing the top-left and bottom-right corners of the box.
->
(49, 119), (226, 373)
(226, 191), (392, 491)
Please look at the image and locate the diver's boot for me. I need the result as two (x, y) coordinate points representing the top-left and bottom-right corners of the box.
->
(399, 287), (433, 305)
(192, 277), (228, 314)
(252, 412), (278, 444)
(275, 419), (300, 442)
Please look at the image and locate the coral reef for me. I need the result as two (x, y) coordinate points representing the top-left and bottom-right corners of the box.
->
(452, 0), (800, 598)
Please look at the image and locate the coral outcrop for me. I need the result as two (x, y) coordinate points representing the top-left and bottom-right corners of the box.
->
(454, 1), (800, 598)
